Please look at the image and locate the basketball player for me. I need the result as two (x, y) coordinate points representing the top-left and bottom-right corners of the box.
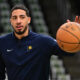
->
(0, 4), (79, 80)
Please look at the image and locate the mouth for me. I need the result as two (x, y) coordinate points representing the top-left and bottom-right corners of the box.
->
(16, 25), (23, 30)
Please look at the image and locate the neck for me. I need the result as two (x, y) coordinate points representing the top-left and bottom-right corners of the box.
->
(14, 27), (29, 40)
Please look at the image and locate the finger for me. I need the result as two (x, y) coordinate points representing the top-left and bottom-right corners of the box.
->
(78, 16), (80, 23)
(75, 16), (79, 22)
(67, 19), (71, 22)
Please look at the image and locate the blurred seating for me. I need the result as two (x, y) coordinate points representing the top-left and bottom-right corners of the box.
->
(27, 0), (49, 34)
(9, 0), (24, 5)
(57, 74), (71, 80)
(50, 55), (71, 80)
(0, 0), (12, 33)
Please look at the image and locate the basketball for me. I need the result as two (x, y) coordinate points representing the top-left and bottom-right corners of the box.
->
(56, 22), (80, 53)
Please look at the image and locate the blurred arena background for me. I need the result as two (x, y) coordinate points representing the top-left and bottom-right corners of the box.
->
(0, 0), (80, 80)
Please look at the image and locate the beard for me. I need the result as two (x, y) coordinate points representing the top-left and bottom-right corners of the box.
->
(13, 26), (28, 35)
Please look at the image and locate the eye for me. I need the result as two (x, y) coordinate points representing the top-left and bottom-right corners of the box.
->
(21, 16), (25, 19)
(11, 16), (17, 20)
(20, 15), (25, 19)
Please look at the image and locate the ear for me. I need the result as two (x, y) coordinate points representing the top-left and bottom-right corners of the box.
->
(10, 19), (12, 25)
(28, 17), (31, 24)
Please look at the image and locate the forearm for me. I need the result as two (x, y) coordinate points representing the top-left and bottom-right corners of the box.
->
(0, 56), (5, 80)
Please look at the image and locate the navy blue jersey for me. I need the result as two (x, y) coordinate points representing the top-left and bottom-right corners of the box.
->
(0, 31), (69, 80)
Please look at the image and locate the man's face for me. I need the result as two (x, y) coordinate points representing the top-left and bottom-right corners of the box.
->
(10, 9), (31, 35)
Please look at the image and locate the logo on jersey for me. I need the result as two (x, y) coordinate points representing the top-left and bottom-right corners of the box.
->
(28, 45), (32, 50)
(6, 49), (13, 52)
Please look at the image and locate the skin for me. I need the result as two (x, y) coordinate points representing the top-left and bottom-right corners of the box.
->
(10, 9), (31, 39)
(67, 16), (80, 23)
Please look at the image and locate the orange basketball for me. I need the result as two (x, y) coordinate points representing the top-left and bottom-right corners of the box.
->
(56, 22), (80, 53)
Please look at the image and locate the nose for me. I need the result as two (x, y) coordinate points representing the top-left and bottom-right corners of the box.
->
(16, 18), (21, 24)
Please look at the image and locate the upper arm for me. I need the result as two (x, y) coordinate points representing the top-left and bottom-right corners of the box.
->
(46, 36), (74, 56)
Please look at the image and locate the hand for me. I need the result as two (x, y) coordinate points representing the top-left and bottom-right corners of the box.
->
(67, 16), (80, 24)
(74, 16), (80, 24)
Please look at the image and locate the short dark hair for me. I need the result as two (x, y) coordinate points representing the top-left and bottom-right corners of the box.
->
(10, 4), (30, 17)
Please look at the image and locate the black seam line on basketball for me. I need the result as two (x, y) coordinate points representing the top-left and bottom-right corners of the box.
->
(57, 40), (80, 51)
(68, 44), (79, 51)
(72, 23), (80, 31)
(57, 39), (80, 51)
(60, 28), (80, 43)
(63, 44), (79, 51)
(57, 39), (80, 44)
